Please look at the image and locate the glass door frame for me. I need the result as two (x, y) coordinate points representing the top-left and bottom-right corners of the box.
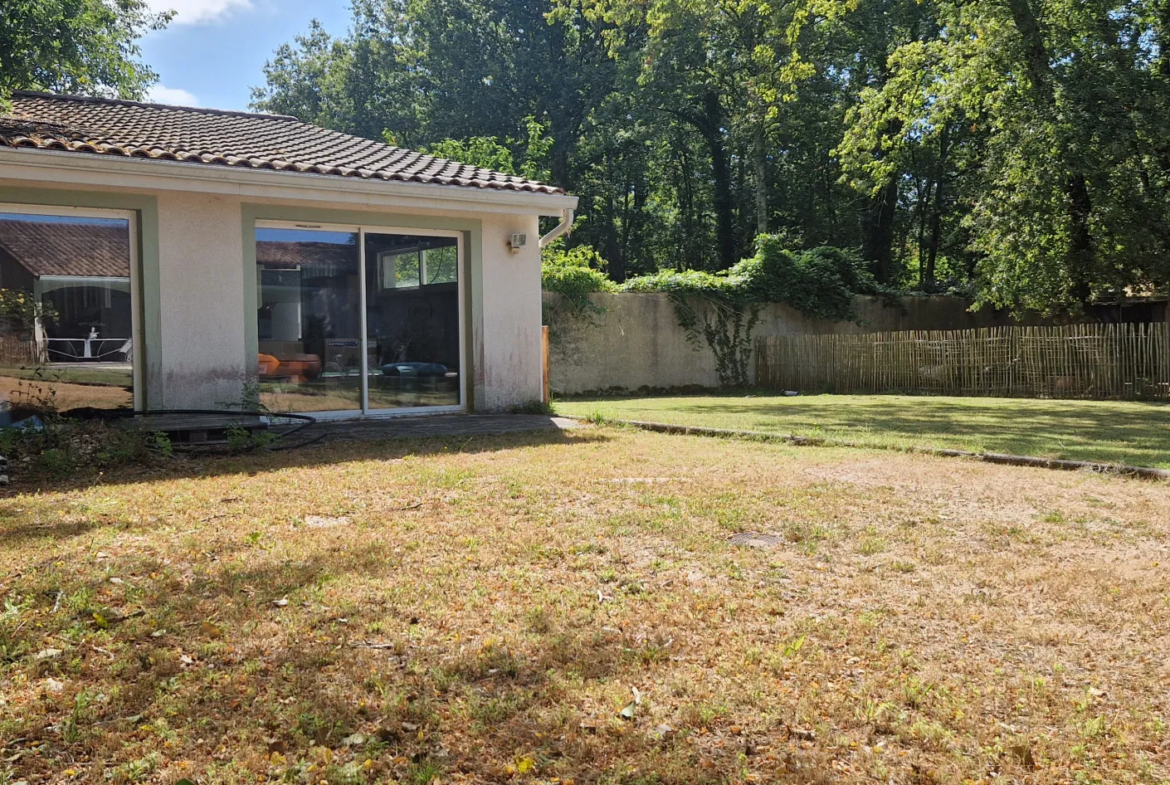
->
(0, 202), (143, 411)
(255, 219), (467, 418)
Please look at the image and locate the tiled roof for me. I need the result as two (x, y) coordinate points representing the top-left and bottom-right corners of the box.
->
(257, 241), (356, 271)
(0, 92), (564, 195)
(0, 217), (130, 278)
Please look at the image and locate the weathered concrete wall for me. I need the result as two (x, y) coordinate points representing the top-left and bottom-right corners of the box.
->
(156, 191), (249, 408)
(544, 292), (1053, 394)
(477, 213), (544, 411)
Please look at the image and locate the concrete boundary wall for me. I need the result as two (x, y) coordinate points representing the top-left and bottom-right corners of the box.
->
(544, 292), (1054, 394)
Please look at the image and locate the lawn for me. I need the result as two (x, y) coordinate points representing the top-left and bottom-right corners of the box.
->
(556, 393), (1170, 468)
(1, 425), (1168, 785)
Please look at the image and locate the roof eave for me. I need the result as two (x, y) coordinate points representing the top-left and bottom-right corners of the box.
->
(0, 146), (579, 216)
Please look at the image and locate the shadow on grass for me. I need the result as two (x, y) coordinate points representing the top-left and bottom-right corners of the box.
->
(0, 424), (608, 500)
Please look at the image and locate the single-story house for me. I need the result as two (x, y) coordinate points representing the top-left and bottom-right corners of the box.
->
(0, 91), (576, 416)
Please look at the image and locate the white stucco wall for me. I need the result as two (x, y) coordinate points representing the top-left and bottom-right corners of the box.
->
(477, 214), (543, 411)
(155, 191), (248, 408)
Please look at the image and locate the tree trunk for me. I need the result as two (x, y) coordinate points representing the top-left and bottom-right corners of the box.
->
(923, 126), (951, 287)
(698, 91), (738, 270)
(1005, 0), (1094, 304)
(754, 124), (769, 238)
(861, 178), (900, 284)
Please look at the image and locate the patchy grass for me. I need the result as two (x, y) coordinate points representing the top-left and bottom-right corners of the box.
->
(556, 393), (1170, 467)
(1, 426), (1168, 784)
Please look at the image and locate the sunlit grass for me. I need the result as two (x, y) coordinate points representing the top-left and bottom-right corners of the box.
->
(556, 392), (1170, 467)
(1, 428), (1168, 784)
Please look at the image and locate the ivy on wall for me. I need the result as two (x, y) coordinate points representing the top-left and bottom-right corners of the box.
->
(541, 241), (617, 313)
(622, 238), (878, 386)
(542, 236), (880, 388)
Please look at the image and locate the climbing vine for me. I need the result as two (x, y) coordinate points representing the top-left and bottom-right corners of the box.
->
(542, 241), (617, 312)
(539, 236), (878, 388)
(541, 240), (617, 351)
(622, 237), (878, 387)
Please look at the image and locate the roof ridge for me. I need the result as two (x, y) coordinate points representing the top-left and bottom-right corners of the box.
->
(9, 90), (301, 123)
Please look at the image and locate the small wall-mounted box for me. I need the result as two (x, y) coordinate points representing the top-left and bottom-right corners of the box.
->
(509, 233), (527, 254)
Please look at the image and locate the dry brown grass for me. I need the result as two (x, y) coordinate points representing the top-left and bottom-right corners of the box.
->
(0, 426), (1168, 785)
(0, 374), (132, 411)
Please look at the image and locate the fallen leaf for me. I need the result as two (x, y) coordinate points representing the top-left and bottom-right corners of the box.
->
(651, 724), (675, 740)
(1010, 742), (1036, 770)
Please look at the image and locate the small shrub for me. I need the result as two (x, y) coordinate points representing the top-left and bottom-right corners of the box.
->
(35, 447), (74, 478)
(2, 418), (171, 482)
(224, 425), (278, 452)
(542, 241), (616, 313)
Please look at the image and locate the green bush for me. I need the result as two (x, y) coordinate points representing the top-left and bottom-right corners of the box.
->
(735, 239), (877, 322)
(0, 418), (170, 483)
(541, 242), (617, 313)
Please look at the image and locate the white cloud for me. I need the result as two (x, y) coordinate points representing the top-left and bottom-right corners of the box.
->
(147, 0), (253, 25)
(145, 85), (201, 107)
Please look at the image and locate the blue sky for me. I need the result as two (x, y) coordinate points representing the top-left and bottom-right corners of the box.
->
(139, 0), (351, 112)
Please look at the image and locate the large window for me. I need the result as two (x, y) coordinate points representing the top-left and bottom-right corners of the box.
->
(0, 209), (137, 418)
(255, 225), (462, 414)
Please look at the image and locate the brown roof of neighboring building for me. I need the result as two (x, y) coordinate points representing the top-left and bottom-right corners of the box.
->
(0, 218), (130, 277)
(0, 92), (564, 195)
(257, 241), (356, 270)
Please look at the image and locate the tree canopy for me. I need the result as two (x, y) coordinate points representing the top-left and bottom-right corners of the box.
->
(257, 0), (1170, 312)
(0, 0), (171, 107)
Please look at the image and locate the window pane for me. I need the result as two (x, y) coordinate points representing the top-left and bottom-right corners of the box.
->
(256, 228), (362, 412)
(365, 233), (460, 410)
(381, 251), (420, 289)
(0, 212), (134, 418)
(425, 246), (458, 284)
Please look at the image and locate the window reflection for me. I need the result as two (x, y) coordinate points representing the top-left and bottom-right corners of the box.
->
(0, 212), (134, 419)
(255, 228), (462, 413)
(256, 228), (362, 412)
(365, 233), (460, 410)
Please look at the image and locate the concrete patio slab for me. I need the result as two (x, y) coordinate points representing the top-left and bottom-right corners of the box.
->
(311, 414), (581, 444)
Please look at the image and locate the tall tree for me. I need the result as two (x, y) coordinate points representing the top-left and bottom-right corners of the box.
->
(838, 0), (1170, 310)
(0, 0), (170, 106)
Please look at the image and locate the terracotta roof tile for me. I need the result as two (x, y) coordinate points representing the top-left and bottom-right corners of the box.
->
(0, 92), (564, 196)
(0, 218), (130, 278)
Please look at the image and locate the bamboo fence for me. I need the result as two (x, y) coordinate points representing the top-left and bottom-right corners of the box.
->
(0, 334), (43, 366)
(755, 323), (1170, 400)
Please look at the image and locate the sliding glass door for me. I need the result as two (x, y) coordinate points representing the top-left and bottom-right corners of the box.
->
(255, 227), (363, 413)
(255, 223), (463, 415)
(363, 232), (461, 411)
